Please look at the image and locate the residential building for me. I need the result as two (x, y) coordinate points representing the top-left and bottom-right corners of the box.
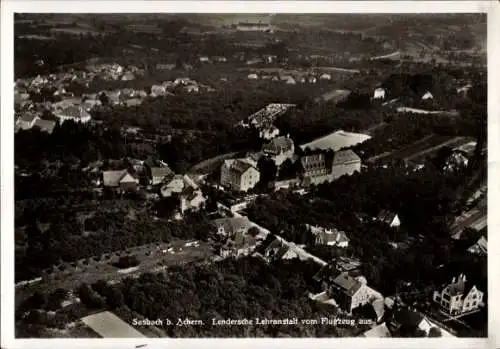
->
(121, 72), (135, 81)
(306, 224), (350, 247)
(467, 236), (487, 255)
(151, 84), (168, 97)
(54, 106), (92, 123)
(32, 118), (56, 134)
(16, 114), (39, 130)
(220, 159), (260, 192)
(328, 272), (382, 314)
(160, 174), (194, 198)
(331, 149), (362, 179)
(375, 210), (401, 228)
(102, 170), (139, 190)
(262, 135), (295, 166)
(259, 125), (280, 140)
(300, 153), (329, 178)
(422, 91), (434, 100)
(373, 87), (386, 100)
(433, 274), (484, 315)
(212, 216), (254, 238)
(179, 184), (206, 214)
(149, 166), (174, 186)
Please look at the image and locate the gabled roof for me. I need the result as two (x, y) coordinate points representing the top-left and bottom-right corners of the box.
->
(212, 217), (253, 235)
(19, 113), (37, 123)
(333, 149), (361, 165)
(332, 272), (362, 296)
(32, 118), (56, 134)
(225, 159), (257, 176)
(150, 166), (173, 180)
(102, 170), (136, 187)
(362, 323), (391, 337)
(262, 136), (294, 154)
(376, 210), (398, 225)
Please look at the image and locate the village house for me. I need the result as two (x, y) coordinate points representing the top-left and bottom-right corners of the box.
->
(213, 216), (254, 238)
(259, 125), (280, 140)
(147, 165), (174, 186)
(320, 73), (332, 80)
(422, 91), (434, 100)
(54, 105), (92, 124)
(306, 224), (350, 247)
(433, 274), (484, 315)
(331, 149), (362, 179)
(373, 87), (386, 100)
(179, 182), (206, 214)
(160, 174), (185, 197)
(374, 210), (401, 228)
(467, 236), (487, 255)
(32, 118), (56, 134)
(327, 272), (383, 315)
(261, 135), (295, 166)
(256, 236), (327, 265)
(220, 159), (260, 192)
(15, 113), (39, 130)
(102, 170), (139, 191)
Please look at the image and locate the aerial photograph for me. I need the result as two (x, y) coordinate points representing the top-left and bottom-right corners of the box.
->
(12, 12), (487, 338)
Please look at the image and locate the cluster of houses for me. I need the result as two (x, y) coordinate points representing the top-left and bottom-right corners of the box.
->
(221, 106), (365, 193)
(86, 63), (145, 81)
(14, 73), (217, 135)
(247, 72), (333, 85)
(15, 112), (57, 134)
(99, 159), (206, 218)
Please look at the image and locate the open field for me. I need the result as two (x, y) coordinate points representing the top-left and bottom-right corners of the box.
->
(15, 240), (215, 306)
(407, 137), (473, 163)
(81, 311), (146, 338)
(367, 134), (451, 164)
(300, 130), (371, 152)
(316, 89), (351, 103)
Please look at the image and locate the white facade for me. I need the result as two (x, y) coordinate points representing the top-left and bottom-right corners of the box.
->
(373, 88), (386, 100)
(331, 161), (361, 180)
(433, 274), (484, 315)
(422, 91), (434, 100)
(220, 160), (260, 192)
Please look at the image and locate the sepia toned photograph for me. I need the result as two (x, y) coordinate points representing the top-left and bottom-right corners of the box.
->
(2, 2), (495, 345)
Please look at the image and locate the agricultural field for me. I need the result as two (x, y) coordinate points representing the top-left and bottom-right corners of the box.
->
(81, 311), (146, 338)
(300, 130), (371, 152)
(367, 134), (451, 164)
